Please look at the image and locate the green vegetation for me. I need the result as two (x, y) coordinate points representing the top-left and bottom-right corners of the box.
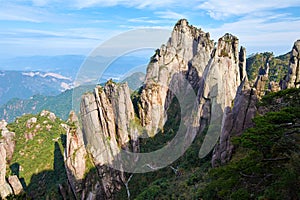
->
(121, 72), (145, 91)
(115, 88), (300, 199)
(3, 78), (299, 199)
(6, 112), (68, 199)
(115, 96), (211, 199)
(199, 88), (300, 199)
(246, 52), (289, 83)
(0, 85), (94, 123)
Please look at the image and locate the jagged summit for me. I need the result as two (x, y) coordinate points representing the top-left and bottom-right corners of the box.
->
(282, 39), (300, 89)
(3, 20), (299, 199)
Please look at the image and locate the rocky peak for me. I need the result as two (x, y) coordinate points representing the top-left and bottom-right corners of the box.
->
(0, 120), (15, 163)
(0, 143), (6, 186)
(0, 138), (23, 199)
(282, 40), (300, 89)
(140, 19), (215, 135)
(64, 111), (87, 197)
(74, 19), (298, 198)
(217, 33), (239, 62)
(253, 63), (270, 98)
(80, 82), (139, 199)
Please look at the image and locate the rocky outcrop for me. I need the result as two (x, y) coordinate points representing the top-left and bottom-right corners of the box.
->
(0, 143), (6, 186)
(282, 40), (300, 89)
(40, 110), (57, 122)
(211, 40), (300, 165)
(0, 120), (15, 162)
(0, 142), (23, 199)
(192, 33), (247, 158)
(269, 81), (280, 92)
(0, 121), (24, 199)
(80, 81), (139, 199)
(79, 19), (248, 179)
(64, 111), (87, 198)
(8, 175), (23, 195)
(139, 19), (214, 135)
(211, 79), (258, 166)
(74, 20), (300, 198)
(139, 20), (247, 153)
(253, 63), (269, 98)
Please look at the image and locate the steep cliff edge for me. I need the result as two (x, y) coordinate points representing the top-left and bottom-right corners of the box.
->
(212, 39), (300, 166)
(282, 40), (300, 89)
(79, 81), (139, 199)
(0, 121), (23, 199)
(1, 19), (299, 199)
(139, 19), (214, 135)
(75, 19), (250, 199)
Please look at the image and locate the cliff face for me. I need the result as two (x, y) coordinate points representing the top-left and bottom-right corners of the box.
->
(64, 111), (87, 197)
(282, 40), (300, 89)
(139, 19), (214, 135)
(78, 81), (139, 199)
(66, 19), (300, 199)
(0, 121), (23, 199)
(212, 40), (300, 166)
(75, 20), (248, 198)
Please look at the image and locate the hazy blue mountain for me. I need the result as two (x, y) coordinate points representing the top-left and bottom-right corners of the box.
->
(0, 71), (146, 122)
(0, 70), (73, 105)
(0, 54), (151, 106)
(0, 55), (85, 77)
(121, 71), (145, 90)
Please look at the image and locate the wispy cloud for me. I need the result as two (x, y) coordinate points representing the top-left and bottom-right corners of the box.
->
(128, 17), (165, 24)
(0, 4), (43, 22)
(155, 11), (186, 20)
(0, 3), (74, 23)
(74, 0), (182, 9)
(198, 0), (300, 20)
(203, 14), (300, 54)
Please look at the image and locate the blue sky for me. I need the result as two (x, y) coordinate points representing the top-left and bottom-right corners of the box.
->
(1, 0), (300, 58)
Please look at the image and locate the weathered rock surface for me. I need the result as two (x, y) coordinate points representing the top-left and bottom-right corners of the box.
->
(0, 120), (15, 162)
(0, 183), (13, 199)
(73, 20), (299, 198)
(139, 19), (214, 135)
(64, 111), (87, 197)
(0, 144), (17, 199)
(253, 64), (269, 98)
(0, 143), (6, 186)
(191, 33), (247, 159)
(269, 81), (280, 92)
(80, 81), (139, 199)
(78, 20), (249, 189)
(8, 175), (23, 195)
(40, 110), (57, 122)
(211, 79), (258, 166)
(282, 40), (300, 89)
(212, 39), (300, 166)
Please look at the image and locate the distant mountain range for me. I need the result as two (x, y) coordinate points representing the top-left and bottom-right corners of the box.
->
(0, 54), (150, 105)
(0, 72), (145, 122)
(0, 70), (73, 105)
(0, 49), (291, 123)
(0, 55), (84, 77)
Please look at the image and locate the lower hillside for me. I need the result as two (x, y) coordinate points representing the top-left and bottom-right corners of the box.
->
(200, 88), (300, 199)
(2, 88), (299, 199)
(116, 88), (300, 199)
(5, 111), (70, 199)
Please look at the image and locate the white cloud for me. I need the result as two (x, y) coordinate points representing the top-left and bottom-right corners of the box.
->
(0, 4), (43, 22)
(74, 0), (181, 9)
(0, 3), (72, 23)
(128, 17), (165, 24)
(202, 15), (300, 55)
(198, 0), (300, 20)
(155, 11), (186, 20)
